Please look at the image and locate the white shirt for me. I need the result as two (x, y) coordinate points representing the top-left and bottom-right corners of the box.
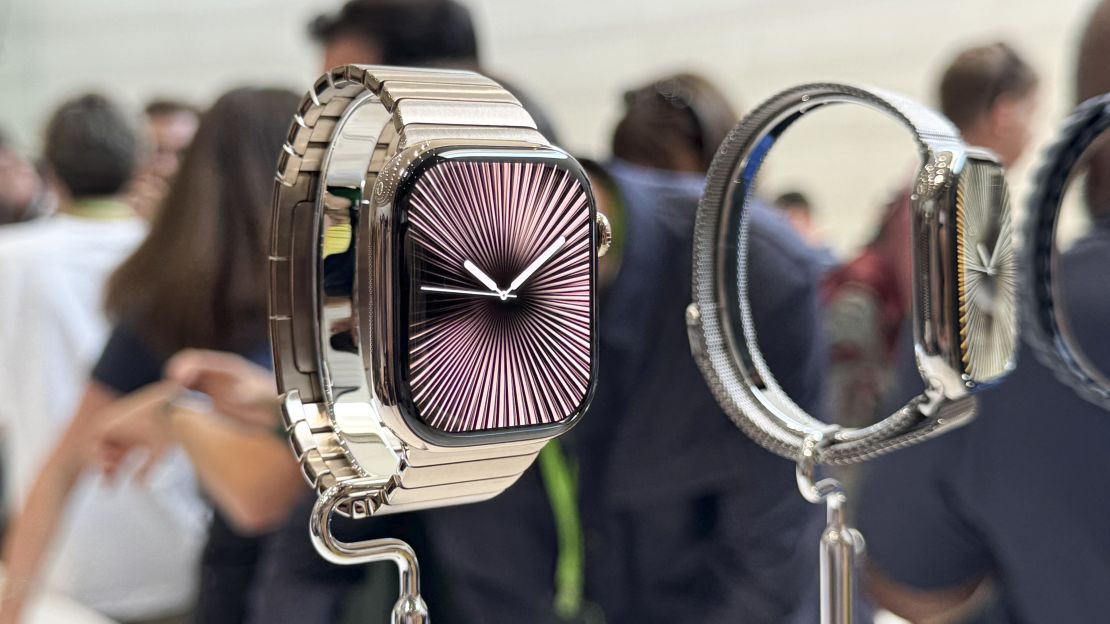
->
(0, 211), (208, 620)
(0, 569), (114, 624)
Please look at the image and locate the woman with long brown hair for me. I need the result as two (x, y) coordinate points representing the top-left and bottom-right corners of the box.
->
(0, 87), (303, 624)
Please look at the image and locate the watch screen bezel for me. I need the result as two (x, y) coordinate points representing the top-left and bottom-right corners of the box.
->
(392, 145), (598, 447)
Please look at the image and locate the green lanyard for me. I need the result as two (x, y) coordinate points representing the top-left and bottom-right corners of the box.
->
(62, 199), (135, 221)
(538, 439), (585, 620)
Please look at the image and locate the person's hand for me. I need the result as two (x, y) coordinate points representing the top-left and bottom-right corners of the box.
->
(165, 349), (279, 429)
(94, 380), (181, 482)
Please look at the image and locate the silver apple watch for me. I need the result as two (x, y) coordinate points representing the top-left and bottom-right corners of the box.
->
(271, 64), (610, 518)
(686, 82), (1018, 465)
(270, 64), (610, 621)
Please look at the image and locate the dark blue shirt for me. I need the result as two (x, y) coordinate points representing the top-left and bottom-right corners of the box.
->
(571, 161), (826, 623)
(92, 321), (272, 393)
(859, 223), (1110, 623)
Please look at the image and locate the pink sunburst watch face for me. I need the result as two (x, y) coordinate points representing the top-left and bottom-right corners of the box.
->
(399, 151), (596, 435)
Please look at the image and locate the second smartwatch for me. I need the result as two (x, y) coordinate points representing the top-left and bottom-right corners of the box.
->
(686, 82), (1018, 464)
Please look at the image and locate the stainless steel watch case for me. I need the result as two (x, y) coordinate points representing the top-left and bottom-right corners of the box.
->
(912, 147), (1015, 403)
(310, 138), (576, 493)
(366, 142), (601, 450)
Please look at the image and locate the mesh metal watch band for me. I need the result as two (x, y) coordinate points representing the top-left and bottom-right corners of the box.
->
(270, 65), (548, 517)
(1024, 93), (1110, 411)
(688, 82), (974, 465)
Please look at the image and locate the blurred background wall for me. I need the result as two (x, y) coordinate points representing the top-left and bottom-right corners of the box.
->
(0, 0), (1097, 253)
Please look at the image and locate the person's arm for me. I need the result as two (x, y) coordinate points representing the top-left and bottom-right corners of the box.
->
(0, 382), (117, 624)
(165, 405), (304, 533)
(865, 564), (984, 623)
(856, 429), (992, 622)
(96, 389), (305, 535)
(164, 349), (302, 530)
(164, 349), (280, 429)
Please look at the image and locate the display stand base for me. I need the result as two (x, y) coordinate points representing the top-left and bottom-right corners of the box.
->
(797, 435), (866, 624)
(310, 483), (430, 624)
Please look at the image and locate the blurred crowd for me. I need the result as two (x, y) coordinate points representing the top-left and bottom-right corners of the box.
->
(1, 1), (1110, 623)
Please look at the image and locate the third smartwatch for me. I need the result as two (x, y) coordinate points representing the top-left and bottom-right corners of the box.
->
(686, 83), (1018, 464)
(270, 65), (608, 520)
(1024, 93), (1110, 411)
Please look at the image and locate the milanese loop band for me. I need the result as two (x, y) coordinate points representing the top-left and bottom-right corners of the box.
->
(688, 82), (974, 465)
(1024, 93), (1110, 411)
(270, 65), (546, 517)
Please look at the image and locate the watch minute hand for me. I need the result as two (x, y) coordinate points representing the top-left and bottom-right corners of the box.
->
(507, 236), (566, 293)
(987, 233), (1006, 270)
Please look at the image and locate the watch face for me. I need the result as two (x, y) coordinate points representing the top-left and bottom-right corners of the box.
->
(398, 151), (595, 435)
(956, 158), (1017, 384)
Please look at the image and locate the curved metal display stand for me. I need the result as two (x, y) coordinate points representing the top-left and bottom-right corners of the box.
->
(311, 483), (429, 624)
(797, 435), (865, 623)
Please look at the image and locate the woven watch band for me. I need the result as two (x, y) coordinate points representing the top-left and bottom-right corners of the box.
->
(689, 82), (974, 465)
(1024, 93), (1110, 411)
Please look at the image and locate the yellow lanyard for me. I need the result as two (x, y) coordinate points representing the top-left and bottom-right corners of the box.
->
(62, 199), (136, 221)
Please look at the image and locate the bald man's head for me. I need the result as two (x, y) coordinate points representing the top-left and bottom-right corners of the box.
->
(1077, 0), (1110, 218)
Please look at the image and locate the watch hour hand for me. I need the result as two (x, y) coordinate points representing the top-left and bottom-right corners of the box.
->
(507, 236), (566, 293)
(420, 285), (517, 299)
(976, 243), (992, 268)
(463, 260), (502, 294)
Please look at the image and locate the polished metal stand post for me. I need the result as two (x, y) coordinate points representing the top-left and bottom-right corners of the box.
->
(797, 435), (866, 624)
(310, 482), (430, 624)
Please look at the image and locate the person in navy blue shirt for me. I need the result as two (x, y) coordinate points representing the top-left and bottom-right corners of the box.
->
(569, 73), (826, 624)
(858, 4), (1110, 621)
